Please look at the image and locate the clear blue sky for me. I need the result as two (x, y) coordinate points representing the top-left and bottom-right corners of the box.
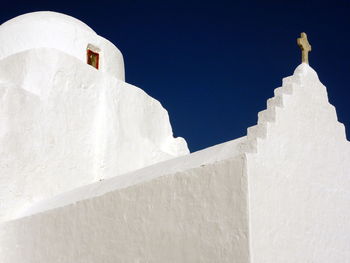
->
(1, 0), (349, 152)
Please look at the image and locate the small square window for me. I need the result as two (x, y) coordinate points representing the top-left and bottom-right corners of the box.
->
(87, 49), (99, 69)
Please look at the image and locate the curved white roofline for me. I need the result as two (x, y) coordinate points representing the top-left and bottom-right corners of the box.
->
(0, 11), (125, 80)
(1, 11), (96, 34)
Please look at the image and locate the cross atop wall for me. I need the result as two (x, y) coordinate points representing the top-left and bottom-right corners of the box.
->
(297, 32), (312, 64)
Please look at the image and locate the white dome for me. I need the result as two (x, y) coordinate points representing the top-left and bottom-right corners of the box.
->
(0, 11), (125, 80)
(1, 11), (96, 34)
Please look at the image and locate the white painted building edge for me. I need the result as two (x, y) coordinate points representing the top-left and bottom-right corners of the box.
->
(12, 63), (350, 227)
(0, 47), (189, 222)
(0, 11), (125, 80)
(0, 61), (349, 262)
(0, 155), (249, 263)
(20, 136), (245, 219)
(0, 11), (349, 262)
(247, 63), (350, 262)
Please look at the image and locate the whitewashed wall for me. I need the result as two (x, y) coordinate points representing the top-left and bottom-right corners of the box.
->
(0, 153), (249, 263)
(0, 12), (349, 260)
(0, 48), (188, 222)
(246, 64), (350, 263)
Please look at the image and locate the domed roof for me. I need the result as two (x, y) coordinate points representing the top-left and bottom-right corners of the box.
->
(1, 11), (96, 34)
(0, 11), (125, 80)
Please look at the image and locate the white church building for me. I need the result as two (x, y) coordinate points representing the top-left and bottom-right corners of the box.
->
(0, 11), (349, 263)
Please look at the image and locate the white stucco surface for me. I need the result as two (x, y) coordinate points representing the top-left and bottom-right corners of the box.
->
(21, 136), (245, 218)
(0, 141), (249, 263)
(0, 47), (188, 222)
(0, 12), (125, 79)
(0, 62), (348, 262)
(246, 64), (350, 262)
(0, 11), (349, 263)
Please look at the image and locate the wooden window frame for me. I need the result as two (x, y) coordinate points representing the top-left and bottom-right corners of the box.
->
(87, 48), (100, 70)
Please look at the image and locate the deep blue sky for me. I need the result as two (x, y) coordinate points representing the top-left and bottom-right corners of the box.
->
(1, 0), (349, 152)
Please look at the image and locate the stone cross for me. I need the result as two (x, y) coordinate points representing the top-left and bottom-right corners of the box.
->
(297, 32), (312, 64)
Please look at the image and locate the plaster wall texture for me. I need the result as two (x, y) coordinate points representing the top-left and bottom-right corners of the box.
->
(245, 64), (350, 262)
(0, 62), (349, 262)
(0, 12), (125, 80)
(0, 48), (188, 222)
(0, 12), (349, 261)
(21, 136), (245, 218)
(0, 154), (249, 263)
